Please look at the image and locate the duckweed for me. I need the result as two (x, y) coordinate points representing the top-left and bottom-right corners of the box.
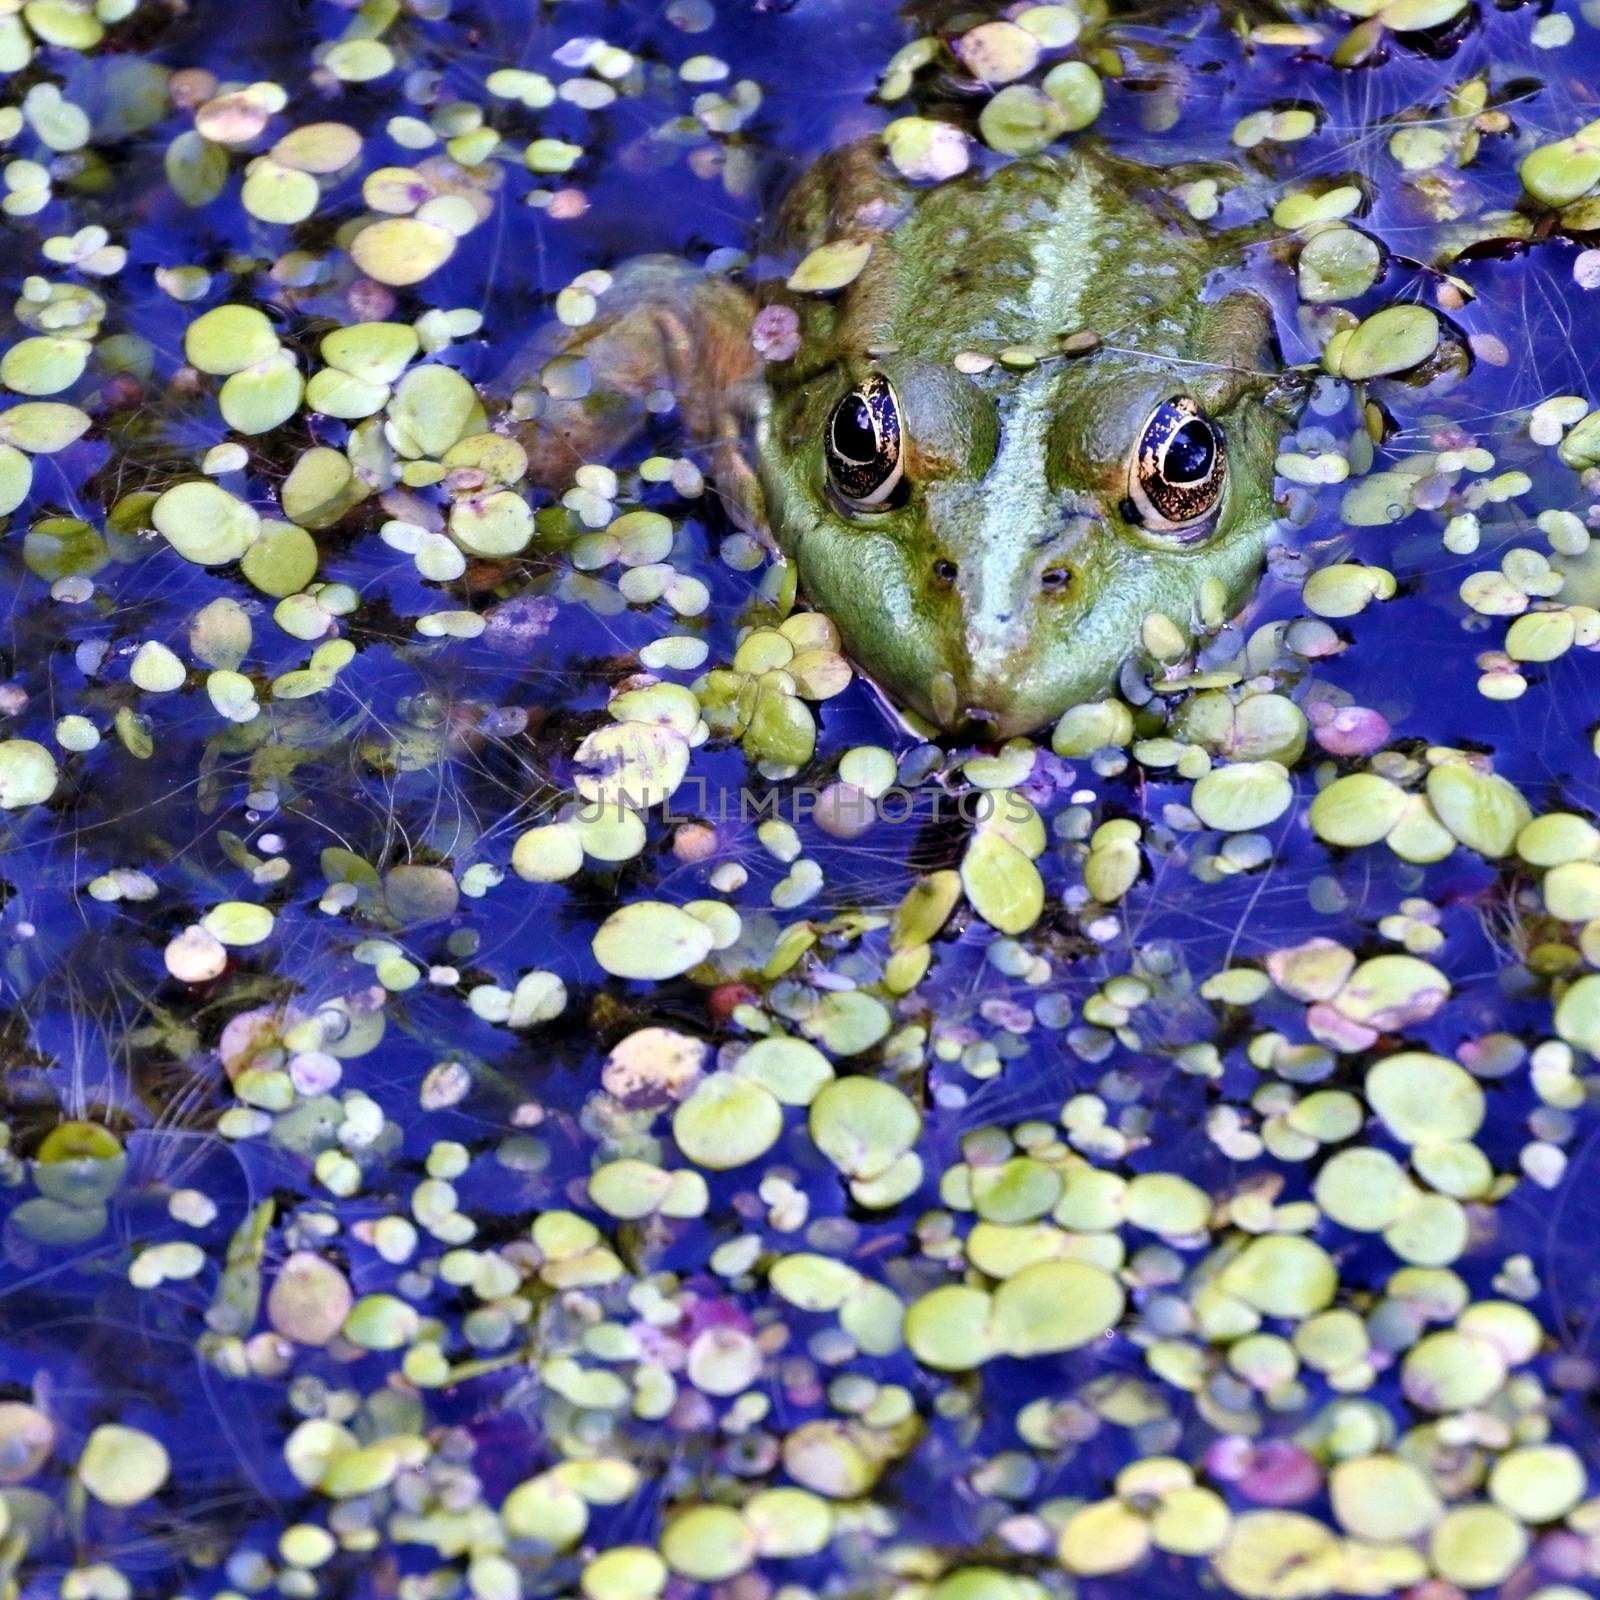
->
(0, 738), (57, 807)
(4, 5), (1600, 1600)
(1366, 1051), (1484, 1144)
(592, 901), (716, 979)
(1335, 304), (1441, 379)
(786, 240), (873, 294)
(1221, 1236), (1338, 1318)
(1329, 1453), (1442, 1541)
(1191, 760), (1293, 832)
(152, 481), (260, 566)
(77, 1424), (170, 1506)
(673, 1073), (783, 1169)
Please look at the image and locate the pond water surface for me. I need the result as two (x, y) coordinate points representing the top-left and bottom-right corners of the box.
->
(4, 1), (1600, 1598)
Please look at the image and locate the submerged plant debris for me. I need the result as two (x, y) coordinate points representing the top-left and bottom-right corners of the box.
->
(4, 1), (1600, 1599)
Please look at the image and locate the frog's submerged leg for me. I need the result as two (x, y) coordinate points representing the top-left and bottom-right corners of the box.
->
(505, 256), (763, 524)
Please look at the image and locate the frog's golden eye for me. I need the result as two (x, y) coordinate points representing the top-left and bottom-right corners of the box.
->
(825, 373), (904, 510)
(1130, 396), (1227, 534)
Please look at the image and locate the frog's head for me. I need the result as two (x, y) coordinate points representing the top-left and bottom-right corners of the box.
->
(760, 292), (1285, 740)
(756, 145), (1292, 740)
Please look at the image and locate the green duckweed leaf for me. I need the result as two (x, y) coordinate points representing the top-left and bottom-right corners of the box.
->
(0, 401), (91, 453)
(1, 335), (89, 396)
(350, 217), (457, 286)
(78, 1424), (170, 1506)
(388, 365), (480, 458)
(240, 521), (318, 597)
(673, 1073), (783, 1170)
(220, 350), (305, 435)
(660, 1505), (757, 1582)
(1520, 117), (1600, 208)
(786, 239), (873, 294)
(1191, 761), (1293, 832)
(185, 305), (280, 376)
(1220, 1235), (1338, 1318)
(809, 1077), (920, 1181)
(153, 480), (260, 565)
(1336, 304), (1441, 380)
(990, 1260), (1124, 1355)
(0, 739), (57, 807)
(960, 830), (1043, 934)
(904, 1284), (994, 1371)
(978, 84), (1066, 155)
(1041, 61), (1103, 130)
(592, 900), (715, 979)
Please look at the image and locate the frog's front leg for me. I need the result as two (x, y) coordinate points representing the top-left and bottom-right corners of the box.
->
(506, 255), (765, 528)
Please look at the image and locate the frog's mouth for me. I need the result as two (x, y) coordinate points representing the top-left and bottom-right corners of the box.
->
(926, 673), (1004, 743)
(956, 708), (1004, 743)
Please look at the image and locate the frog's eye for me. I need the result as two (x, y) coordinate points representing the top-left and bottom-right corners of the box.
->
(825, 373), (904, 510)
(1129, 397), (1227, 535)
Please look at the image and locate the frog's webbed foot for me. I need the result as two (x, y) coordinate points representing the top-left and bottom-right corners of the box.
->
(503, 255), (762, 509)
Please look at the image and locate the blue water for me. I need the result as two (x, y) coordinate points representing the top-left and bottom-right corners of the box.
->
(3, 1), (1600, 1597)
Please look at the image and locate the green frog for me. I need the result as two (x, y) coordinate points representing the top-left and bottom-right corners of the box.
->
(515, 139), (1291, 739)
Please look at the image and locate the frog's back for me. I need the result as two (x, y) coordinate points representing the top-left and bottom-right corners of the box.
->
(798, 149), (1222, 364)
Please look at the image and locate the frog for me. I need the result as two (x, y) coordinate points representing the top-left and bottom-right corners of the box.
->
(513, 137), (1293, 740)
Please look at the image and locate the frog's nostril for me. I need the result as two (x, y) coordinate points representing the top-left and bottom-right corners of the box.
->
(933, 559), (958, 584)
(1041, 566), (1072, 591)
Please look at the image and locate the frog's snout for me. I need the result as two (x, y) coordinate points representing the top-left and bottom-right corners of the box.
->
(938, 551), (1089, 739)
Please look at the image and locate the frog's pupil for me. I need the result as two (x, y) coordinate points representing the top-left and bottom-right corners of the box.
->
(1165, 420), (1215, 483)
(832, 398), (878, 464)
